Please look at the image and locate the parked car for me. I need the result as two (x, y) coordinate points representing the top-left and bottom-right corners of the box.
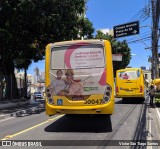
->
(34, 92), (43, 100)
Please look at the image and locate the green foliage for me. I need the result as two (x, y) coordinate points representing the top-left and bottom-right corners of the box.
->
(78, 17), (94, 39)
(95, 31), (131, 75)
(0, 0), (94, 71)
(0, 0), (94, 98)
(155, 98), (160, 107)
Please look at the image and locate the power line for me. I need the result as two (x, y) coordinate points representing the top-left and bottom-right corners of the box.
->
(126, 35), (160, 44)
(130, 4), (151, 22)
(126, 33), (151, 42)
(126, 36), (151, 44)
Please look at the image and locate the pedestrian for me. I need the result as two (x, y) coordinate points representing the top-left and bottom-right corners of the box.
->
(149, 84), (156, 106)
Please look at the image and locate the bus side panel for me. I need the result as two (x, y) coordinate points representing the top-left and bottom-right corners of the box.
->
(141, 70), (146, 98)
(105, 40), (114, 100)
(45, 44), (51, 87)
(104, 40), (114, 104)
(45, 44), (51, 115)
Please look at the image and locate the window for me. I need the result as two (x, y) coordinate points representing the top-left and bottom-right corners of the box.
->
(51, 44), (105, 69)
(145, 74), (148, 79)
(118, 70), (140, 80)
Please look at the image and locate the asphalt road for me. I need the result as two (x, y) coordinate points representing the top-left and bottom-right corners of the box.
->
(0, 98), (160, 149)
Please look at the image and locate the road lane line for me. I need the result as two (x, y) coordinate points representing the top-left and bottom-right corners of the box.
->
(147, 106), (152, 149)
(0, 117), (15, 123)
(1, 114), (64, 140)
(156, 108), (160, 120)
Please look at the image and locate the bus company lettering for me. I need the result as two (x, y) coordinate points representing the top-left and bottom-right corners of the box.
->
(75, 50), (102, 58)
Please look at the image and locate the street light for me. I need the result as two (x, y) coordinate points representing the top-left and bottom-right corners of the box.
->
(131, 54), (136, 56)
(131, 53), (151, 69)
(131, 53), (151, 62)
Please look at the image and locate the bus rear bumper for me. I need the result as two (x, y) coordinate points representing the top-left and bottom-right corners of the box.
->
(46, 101), (114, 115)
(115, 93), (145, 98)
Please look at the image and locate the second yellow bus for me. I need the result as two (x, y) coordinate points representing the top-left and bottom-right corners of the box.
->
(115, 68), (146, 102)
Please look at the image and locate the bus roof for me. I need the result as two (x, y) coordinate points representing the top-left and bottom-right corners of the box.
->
(151, 78), (160, 84)
(49, 39), (107, 47)
(117, 68), (142, 72)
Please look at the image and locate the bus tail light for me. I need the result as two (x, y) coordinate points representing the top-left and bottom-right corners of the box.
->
(116, 86), (119, 93)
(102, 84), (112, 104)
(140, 85), (143, 93)
(46, 87), (54, 104)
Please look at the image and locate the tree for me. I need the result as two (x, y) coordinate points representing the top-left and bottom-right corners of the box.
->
(0, 28), (19, 99)
(95, 31), (131, 75)
(78, 17), (94, 39)
(0, 0), (94, 99)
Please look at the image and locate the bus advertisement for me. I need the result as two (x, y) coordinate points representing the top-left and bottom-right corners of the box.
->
(45, 40), (114, 115)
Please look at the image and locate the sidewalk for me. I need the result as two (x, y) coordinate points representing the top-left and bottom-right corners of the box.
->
(0, 99), (30, 120)
(0, 99), (30, 110)
(0, 98), (45, 120)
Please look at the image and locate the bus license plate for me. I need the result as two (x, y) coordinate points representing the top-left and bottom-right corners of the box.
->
(72, 96), (84, 101)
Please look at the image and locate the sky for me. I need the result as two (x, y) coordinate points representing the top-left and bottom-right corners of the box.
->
(27, 0), (152, 75)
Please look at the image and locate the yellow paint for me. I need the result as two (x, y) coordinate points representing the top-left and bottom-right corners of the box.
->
(45, 40), (114, 115)
(151, 79), (160, 90)
(1, 115), (64, 140)
(116, 68), (146, 98)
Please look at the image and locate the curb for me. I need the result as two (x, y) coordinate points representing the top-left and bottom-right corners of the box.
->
(0, 114), (12, 120)
(0, 101), (45, 121)
(0, 101), (30, 110)
(0, 101), (30, 120)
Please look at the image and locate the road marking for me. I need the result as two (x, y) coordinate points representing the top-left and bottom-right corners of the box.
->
(156, 108), (160, 120)
(147, 107), (152, 149)
(0, 117), (15, 123)
(1, 114), (64, 140)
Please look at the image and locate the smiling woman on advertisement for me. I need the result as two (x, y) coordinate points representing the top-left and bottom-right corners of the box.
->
(45, 40), (114, 115)
(64, 69), (83, 95)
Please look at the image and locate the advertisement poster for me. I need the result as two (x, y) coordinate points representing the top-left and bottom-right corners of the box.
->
(49, 43), (106, 96)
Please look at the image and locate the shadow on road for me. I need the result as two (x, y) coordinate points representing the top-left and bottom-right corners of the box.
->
(44, 114), (112, 133)
(115, 98), (145, 104)
(130, 103), (147, 149)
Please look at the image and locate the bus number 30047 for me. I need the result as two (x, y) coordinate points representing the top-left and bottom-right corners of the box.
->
(84, 99), (103, 104)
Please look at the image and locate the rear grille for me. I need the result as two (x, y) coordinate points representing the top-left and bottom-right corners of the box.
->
(65, 95), (90, 101)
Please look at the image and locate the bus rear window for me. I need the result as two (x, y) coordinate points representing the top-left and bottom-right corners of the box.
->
(51, 44), (105, 69)
(118, 70), (140, 80)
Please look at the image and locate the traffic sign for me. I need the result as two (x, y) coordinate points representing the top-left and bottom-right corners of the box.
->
(57, 99), (63, 105)
(113, 21), (139, 38)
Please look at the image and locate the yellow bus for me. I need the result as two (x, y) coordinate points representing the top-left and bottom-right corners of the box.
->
(115, 68), (146, 102)
(151, 78), (160, 91)
(45, 40), (114, 115)
(151, 78), (160, 97)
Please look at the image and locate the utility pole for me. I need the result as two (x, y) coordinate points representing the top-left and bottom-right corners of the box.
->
(151, 0), (160, 79)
